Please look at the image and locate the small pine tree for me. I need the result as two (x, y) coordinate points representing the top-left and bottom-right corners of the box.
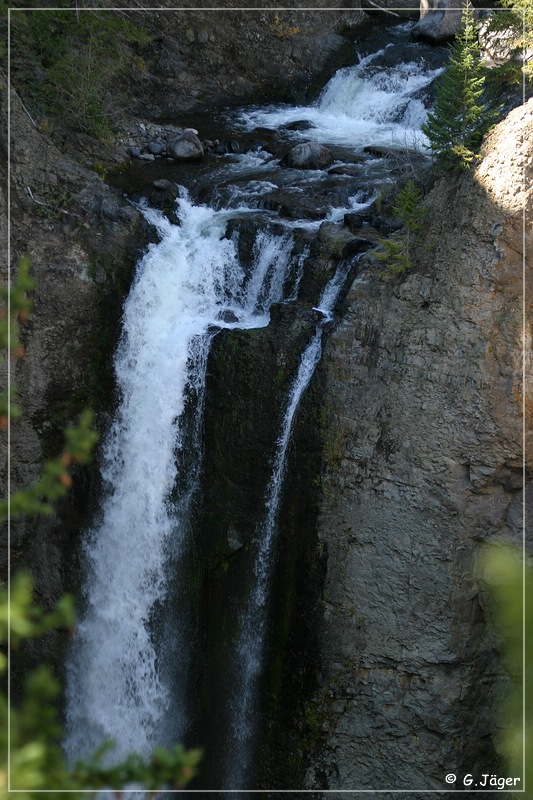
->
(422, 0), (501, 169)
(375, 179), (427, 275)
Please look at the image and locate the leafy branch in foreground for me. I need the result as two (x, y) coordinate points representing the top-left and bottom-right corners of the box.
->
(0, 255), (33, 426)
(1, 574), (201, 797)
(479, 546), (532, 793)
(0, 258), (98, 521)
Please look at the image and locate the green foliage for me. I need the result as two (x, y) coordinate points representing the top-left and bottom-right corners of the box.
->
(422, 0), (502, 170)
(34, 187), (72, 222)
(375, 236), (412, 275)
(1, 409), (99, 520)
(9, 8), (150, 137)
(1, 575), (201, 796)
(479, 546), (532, 791)
(0, 256), (34, 426)
(0, 258), (99, 520)
(391, 178), (426, 235)
(375, 179), (427, 276)
(495, 0), (533, 81)
(269, 14), (301, 39)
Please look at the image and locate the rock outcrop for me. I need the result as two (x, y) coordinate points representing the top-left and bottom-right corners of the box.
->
(412, 0), (465, 42)
(305, 100), (532, 794)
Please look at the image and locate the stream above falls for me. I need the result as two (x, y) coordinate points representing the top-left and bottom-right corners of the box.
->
(66, 19), (450, 792)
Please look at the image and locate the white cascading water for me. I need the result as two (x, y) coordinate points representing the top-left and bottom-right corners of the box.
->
(226, 258), (357, 790)
(65, 26), (445, 786)
(237, 45), (444, 151)
(64, 192), (297, 764)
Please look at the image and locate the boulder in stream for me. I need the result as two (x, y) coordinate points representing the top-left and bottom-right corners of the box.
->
(167, 129), (204, 161)
(280, 141), (334, 170)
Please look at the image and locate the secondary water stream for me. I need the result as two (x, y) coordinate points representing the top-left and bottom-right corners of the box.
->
(65, 21), (447, 789)
(225, 257), (359, 791)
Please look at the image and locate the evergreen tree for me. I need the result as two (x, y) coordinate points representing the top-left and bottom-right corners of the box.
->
(375, 179), (427, 275)
(422, 0), (501, 170)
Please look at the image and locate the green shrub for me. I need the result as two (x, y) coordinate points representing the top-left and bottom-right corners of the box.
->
(375, 179), (427, 276)
(1, 574), (201, 796)
(492, 0), (533, 82)
(479, 546), (532, 793)
(9, 7), (150, 138)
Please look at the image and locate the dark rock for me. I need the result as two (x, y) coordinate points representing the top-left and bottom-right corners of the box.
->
(260, 188), (330, 220)
(227, 139), (240, 154)
(281, 142), (334, 170)
(218, 309), (239, 324)
(342, 236), (375, 257)
(379, 215), (404, 233)
(328, 162), (366, 176)
(118, 205), (140, 224)
(364, 145), (415, 159)
(281, 120), (315, 132)
(148, 142), (164, 155)
(155, 47), (184, 78)
(167, 130), (204, 161)
(152, 179), (178, 197)
(344, 211), (368, 231)
(127, 146), (142, 159)
(100, 197), (121, 219)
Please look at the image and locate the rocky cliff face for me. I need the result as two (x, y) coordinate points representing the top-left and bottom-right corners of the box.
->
(305, 100), (532, 794)
(123, 5), (366, 118)
(2, 5), (531, 793)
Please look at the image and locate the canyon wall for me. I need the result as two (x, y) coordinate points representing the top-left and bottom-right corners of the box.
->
(305, 99), (532, 794)
(1, 5), (531, 793)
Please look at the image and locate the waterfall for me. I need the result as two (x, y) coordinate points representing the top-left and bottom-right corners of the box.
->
(225, 259), (356, 790)
(236, 43), (444, 150)
(65, 21), (446, 788)
(64, 192), (296, 764)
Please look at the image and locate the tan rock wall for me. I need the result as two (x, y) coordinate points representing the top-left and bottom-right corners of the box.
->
(307, 100), (532, 792)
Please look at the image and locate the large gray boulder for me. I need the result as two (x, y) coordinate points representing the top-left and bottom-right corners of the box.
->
(280, 141), (334, 170)
(411, 0), (466, 42)
(167, 129), (204, 161)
